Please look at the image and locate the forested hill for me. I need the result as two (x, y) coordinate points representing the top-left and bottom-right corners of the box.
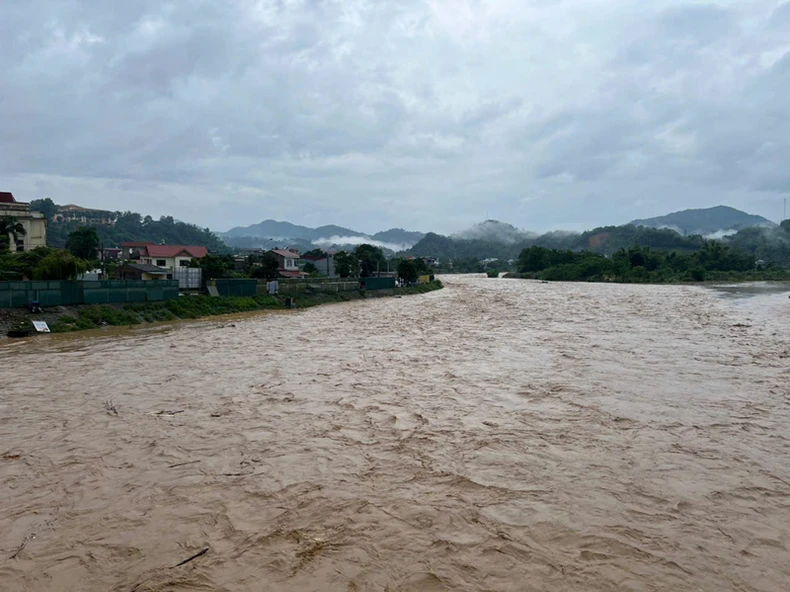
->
(631, 206), (773, 235)
(31, 201), (228, 252)
(406, 226), (707, 261)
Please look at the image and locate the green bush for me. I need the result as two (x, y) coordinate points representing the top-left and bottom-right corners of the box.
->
(690, 267), (707, 282)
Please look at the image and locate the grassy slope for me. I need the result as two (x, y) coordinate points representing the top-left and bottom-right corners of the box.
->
(46, 281), (444, 333)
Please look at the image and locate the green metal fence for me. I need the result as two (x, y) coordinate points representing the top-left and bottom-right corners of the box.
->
(274, 280), (361, 295)
(0, 280), (179, 309)
(362, 277), (396, 290)
(212, 279), (258, 297)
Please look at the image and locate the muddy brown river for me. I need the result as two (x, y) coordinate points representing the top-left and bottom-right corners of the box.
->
(1, 276), (790, 591)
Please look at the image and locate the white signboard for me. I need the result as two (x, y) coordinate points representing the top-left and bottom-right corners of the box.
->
(32, 321), (50, 333)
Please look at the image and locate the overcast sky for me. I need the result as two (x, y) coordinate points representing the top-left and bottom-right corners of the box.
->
(2, 0), (789, 234)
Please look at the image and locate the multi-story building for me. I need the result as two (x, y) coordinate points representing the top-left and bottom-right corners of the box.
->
(0, 192), (47, 252)
(55, 204), (117, 225)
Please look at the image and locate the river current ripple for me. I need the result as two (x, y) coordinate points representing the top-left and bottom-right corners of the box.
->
(1, 276), (789, 591)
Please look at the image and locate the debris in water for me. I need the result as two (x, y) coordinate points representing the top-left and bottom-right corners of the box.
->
(171, 547), (209, 568)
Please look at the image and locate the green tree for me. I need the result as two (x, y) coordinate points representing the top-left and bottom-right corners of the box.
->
(65, 226), (100, 260)
(397, 259), (418, 284)
(334, 251), (359, 278)
(42, 202), (230, 253)
(30, 198), (58, 221)
(196, 254), (235, 280)
(250, 252), (280, 280)
(0, 217), (27, 252)
(242, 254), (258, 275)
(353, 244), (386, 277)
(33, 250), (88, 280)
(414, 257), (431, 275)
(0, 247), (54, 279)
(302, 261), (318, 275)
(691, 267), (707, 282)
(518, 246), (553, 272)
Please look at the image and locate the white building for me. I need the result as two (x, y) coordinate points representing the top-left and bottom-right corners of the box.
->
(0, 192), (47, 252)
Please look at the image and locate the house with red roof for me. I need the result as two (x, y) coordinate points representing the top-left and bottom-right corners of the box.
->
(120, 241), (155, 260)
(137, 244), (209, 269)
(267, 248), (306, 279)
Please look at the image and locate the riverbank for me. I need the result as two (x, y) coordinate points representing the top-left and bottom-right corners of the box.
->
(0, 280), (443, 336)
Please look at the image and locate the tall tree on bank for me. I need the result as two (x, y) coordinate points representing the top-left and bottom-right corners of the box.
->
(30, 198), (58, 221)
(0, 217), (27, 252)
(397, 259), (418, 284)
(334, 251), (359, 278)
(66, 226), (100, 260)
(250, 252), (280, 280)
(353, 244), (386, 277)
(194, 254), (235, 280)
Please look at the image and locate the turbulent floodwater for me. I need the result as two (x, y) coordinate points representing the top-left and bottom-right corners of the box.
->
(1, 276), (790, 591)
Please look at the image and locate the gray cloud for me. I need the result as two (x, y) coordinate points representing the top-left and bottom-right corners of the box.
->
(1, 0), (789, 234)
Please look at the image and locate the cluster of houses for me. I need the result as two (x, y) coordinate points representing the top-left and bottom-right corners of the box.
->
(233, 248), (335, 279)
(112, 243), (209, 288)
(116, 245), (337, 288)
(3, 192), (442, 287)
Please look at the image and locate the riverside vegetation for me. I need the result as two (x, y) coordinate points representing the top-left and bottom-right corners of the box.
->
(505, 242), (790, 283)
(42, 281), (444, 333)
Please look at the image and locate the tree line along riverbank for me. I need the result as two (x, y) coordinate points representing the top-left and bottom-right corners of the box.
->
(1, 281), (443, 337)
(502, 244), (790, 283)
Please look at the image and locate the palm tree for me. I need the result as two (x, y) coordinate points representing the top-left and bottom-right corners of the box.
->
(0, 216), (26, 252)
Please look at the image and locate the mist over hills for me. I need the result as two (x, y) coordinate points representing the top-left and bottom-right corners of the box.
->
(631, 206), (774, 236)
(451, 220), (535, 244)
(218, 206), (778, 260)
(222, 220), (426, 251)
(224, 220), (364, 241)
(404, 206), (783, 263)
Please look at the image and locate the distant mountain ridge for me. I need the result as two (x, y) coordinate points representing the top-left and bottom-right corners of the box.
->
(223, 220), (365, 241)
(222, 219), (426, 250)
(405, 206), (780, 261)
(220, 205), (775, 255)
(452, 220), (534, 244)
(371, 228), (426, 244)
(631, 206), (774, 236)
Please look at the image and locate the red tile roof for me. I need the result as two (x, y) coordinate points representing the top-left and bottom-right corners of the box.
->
(0, 192), (16, 203)
(270, 249), (300, 259)
(278, 270), (306, 278)
(144, 245), (208, 259)
(121, 241), (156, 248)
